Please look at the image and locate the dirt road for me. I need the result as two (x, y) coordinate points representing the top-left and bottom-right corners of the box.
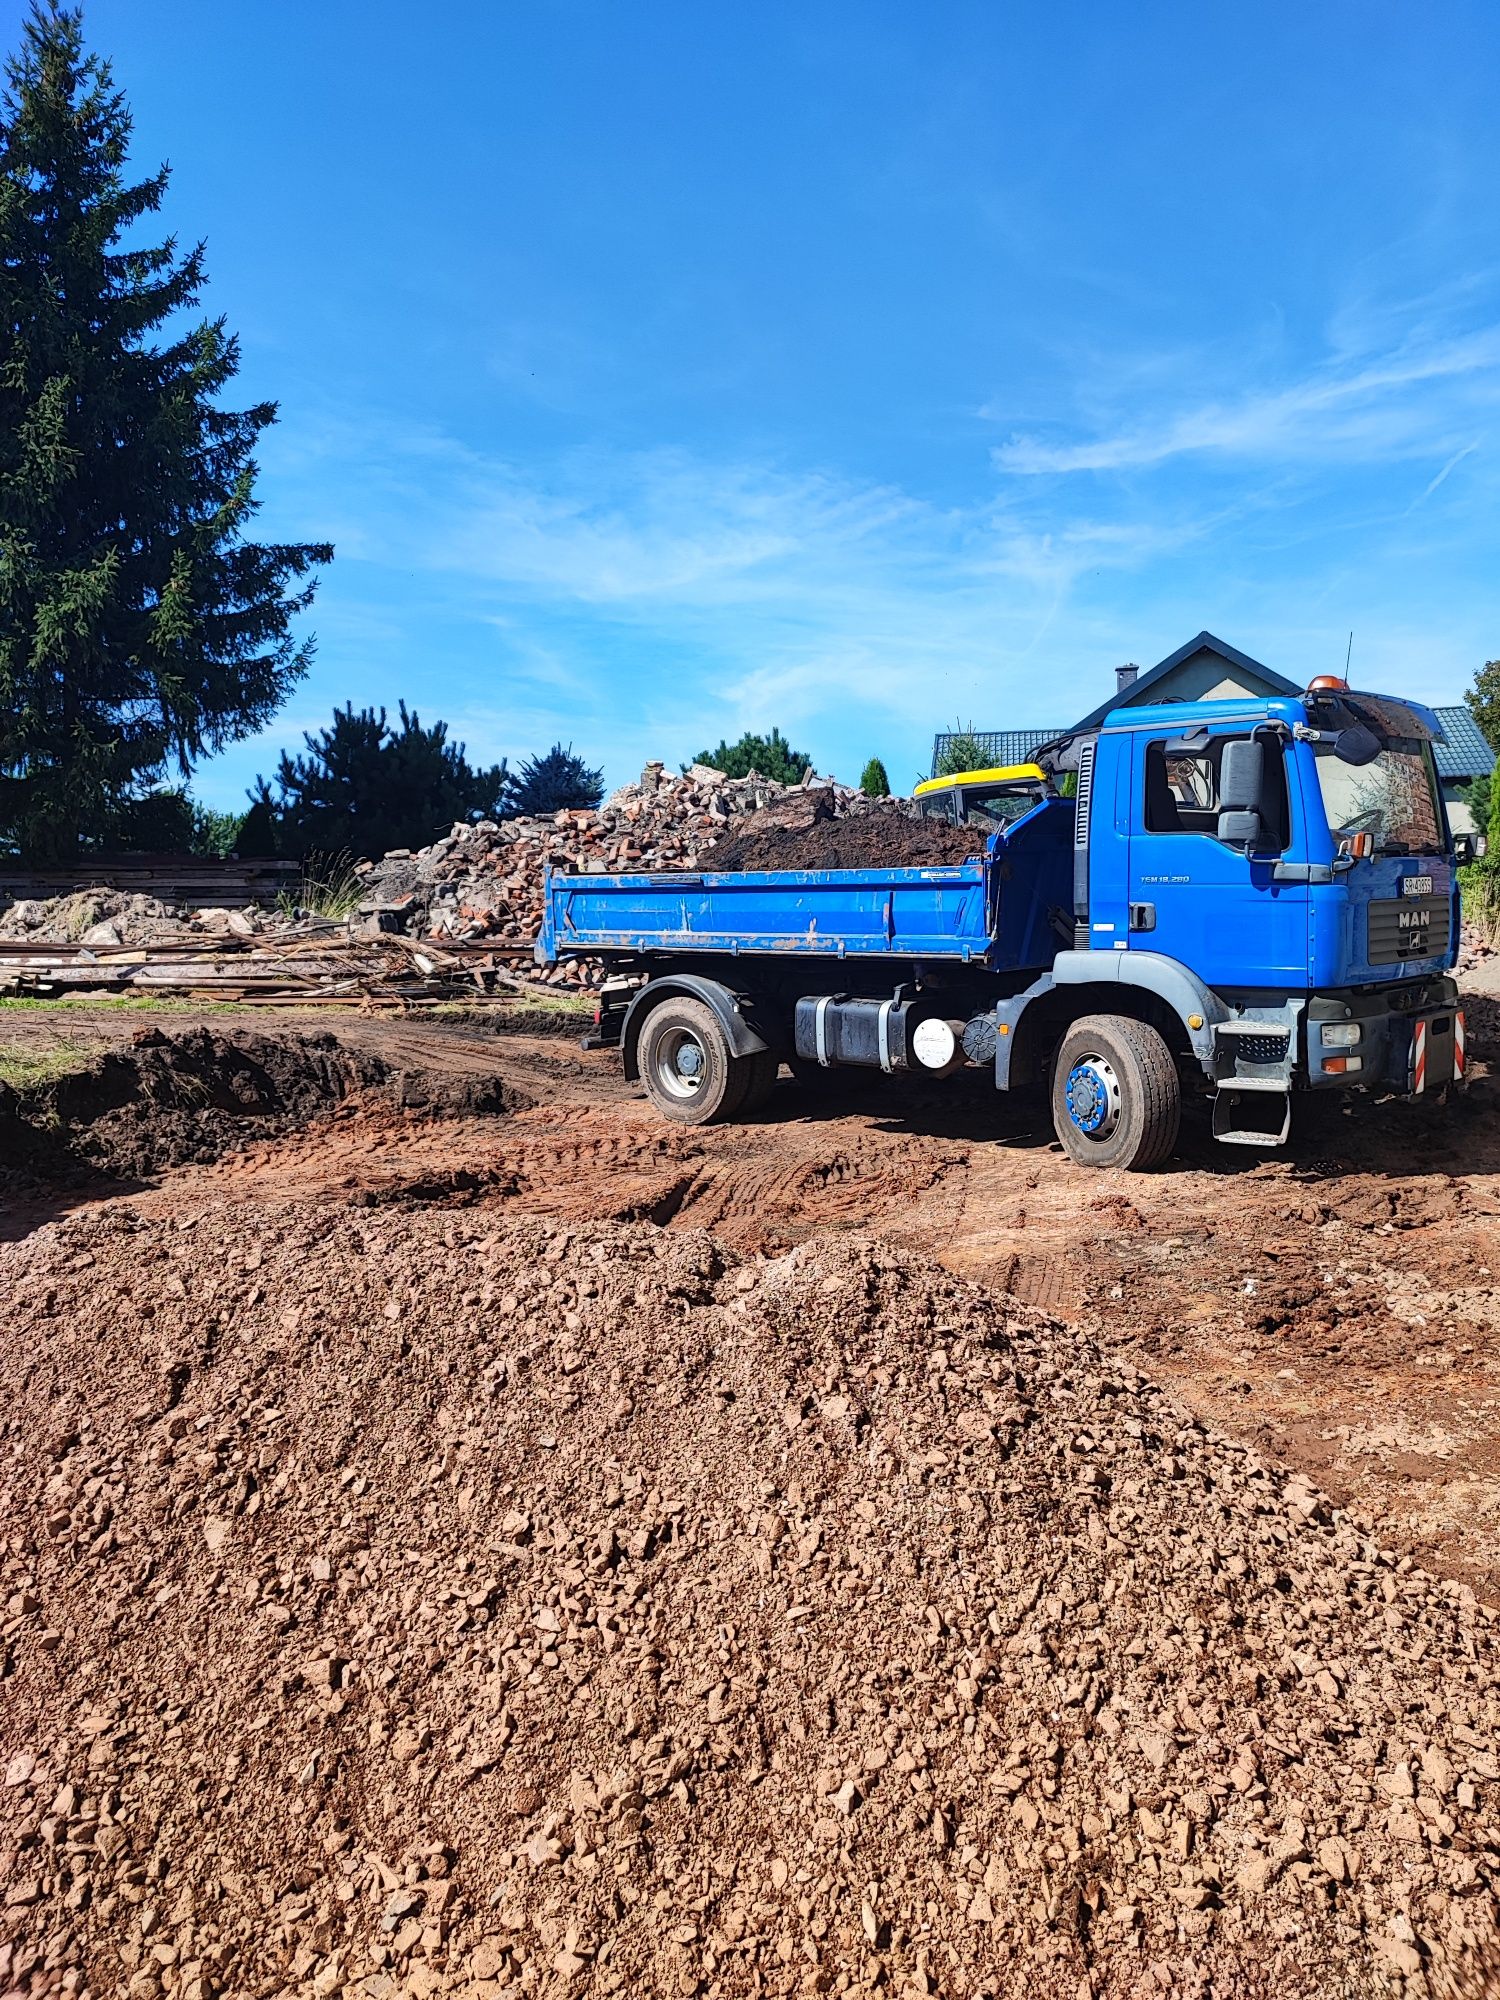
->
(6, 987), (1500, 1607)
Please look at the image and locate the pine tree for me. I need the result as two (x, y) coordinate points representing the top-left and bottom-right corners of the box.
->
(249, 702), (508, 859)
(691, 727), (811, 784)
(0, 5), (332, 860)
(503, 742), (605, 817)
(859, 756), (890, 798)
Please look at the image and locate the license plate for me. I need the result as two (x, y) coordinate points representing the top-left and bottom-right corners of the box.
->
(1402, 875), (1434, 897)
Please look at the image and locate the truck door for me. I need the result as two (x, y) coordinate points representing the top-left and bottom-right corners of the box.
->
(1126, 727), (1309, 989)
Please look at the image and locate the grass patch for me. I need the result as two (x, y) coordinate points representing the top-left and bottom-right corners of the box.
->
(277, 850), (365, 923)
(433, 989), (594, 1023)
(0, 1041), (95, 1090)
(0, 994), (237, 1015)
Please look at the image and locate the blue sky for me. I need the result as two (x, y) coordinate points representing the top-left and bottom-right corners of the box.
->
(74, 0), (1500, 805)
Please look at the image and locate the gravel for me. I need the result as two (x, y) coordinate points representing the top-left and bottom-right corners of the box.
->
(3, 1207), (1499, 1998)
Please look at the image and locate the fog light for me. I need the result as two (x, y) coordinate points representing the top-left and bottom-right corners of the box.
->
(1320, 1022), (1362, 1047)
(1322, 1054), (1363, 1074)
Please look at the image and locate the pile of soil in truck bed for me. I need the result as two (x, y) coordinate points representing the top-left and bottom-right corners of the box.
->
(703, 800), (984, 872)
(3, 1205), (1498, 1999)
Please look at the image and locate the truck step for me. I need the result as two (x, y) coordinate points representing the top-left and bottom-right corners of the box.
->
(1212, 1087), (1292, 1147)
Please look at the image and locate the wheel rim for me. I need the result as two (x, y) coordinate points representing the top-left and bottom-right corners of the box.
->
(652, 1025), (709, 1102)
(1064, 1054), (1122, 1140)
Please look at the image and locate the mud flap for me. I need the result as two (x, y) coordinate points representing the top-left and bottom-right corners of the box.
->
(1212, 1085), (1292, 1147)
(1411, 1010), (1463, 1095)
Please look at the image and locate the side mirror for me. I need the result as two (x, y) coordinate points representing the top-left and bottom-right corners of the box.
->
(1453, 832), (1476, 865)
(1334, 723), (1381, 766)
(1216, 808), (1264, 847)
(1217, 738), (1267, 848)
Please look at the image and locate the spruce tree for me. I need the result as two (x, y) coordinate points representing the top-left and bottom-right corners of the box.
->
(859, 756), (890, 797)
(503, 742), (605, 818)
(0, 5), (332, 859)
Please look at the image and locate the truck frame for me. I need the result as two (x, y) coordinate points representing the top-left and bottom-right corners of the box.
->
(536, 679), (1466, 1169)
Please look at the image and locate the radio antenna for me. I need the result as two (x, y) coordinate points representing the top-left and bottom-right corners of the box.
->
(1344, 630), (1354, 679)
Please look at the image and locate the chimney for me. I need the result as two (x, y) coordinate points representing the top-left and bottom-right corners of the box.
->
(1115, 663), (1140, 695)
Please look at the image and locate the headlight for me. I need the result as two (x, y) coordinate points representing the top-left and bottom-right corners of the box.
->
(1320, 1022), (1362, 1047)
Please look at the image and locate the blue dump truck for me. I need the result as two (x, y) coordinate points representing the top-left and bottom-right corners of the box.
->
(537, 676), (1467, 1170)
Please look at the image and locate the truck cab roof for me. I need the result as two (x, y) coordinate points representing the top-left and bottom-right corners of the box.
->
(1096, 690), (1445, 741)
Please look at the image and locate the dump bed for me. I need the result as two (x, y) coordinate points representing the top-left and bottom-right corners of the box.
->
(537, 799), (1075, 969)
(538, 860), (990, 963)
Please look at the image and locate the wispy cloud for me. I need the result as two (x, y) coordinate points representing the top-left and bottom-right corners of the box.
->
(990, 327), (1500, 475)
(211, 296), (1500, 817)
(1404, 440), (1480, 513)
(249, 407), (1211, 789)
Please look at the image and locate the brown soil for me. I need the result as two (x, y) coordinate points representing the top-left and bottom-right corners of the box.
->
(6, 999), (1500, 1996)
(702, 802), (982, 873)
(5, 1208), (1499, 2000)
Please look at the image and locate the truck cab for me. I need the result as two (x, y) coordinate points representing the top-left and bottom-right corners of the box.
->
(1035, 677), (1463, 1150)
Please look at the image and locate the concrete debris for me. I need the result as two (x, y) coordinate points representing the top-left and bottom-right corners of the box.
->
(2, 1209), (1498, 1999)
(355, 765), (903, 983)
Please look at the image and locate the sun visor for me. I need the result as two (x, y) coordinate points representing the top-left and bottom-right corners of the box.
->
(1304, 689), (1442, 743)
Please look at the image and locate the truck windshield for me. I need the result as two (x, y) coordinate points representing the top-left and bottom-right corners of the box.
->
(1312, 738), (1444, 857)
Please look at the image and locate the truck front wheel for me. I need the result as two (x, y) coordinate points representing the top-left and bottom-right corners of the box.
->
(638, 997), (754, 1125)
(1051, 1014), (1180, 1170)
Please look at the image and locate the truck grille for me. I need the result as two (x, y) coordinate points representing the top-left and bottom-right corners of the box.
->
(1367, 895), (1450, 965)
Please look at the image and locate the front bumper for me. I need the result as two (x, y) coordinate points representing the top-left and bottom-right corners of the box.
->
(1304, 977), (1463, 1092)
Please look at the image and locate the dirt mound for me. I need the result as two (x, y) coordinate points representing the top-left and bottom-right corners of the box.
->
(704, 797), (983, 872)
(2, 1209), (1497, 2000)
(0, 1026), (525, 1188)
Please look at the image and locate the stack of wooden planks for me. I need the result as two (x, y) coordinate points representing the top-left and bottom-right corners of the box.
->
(0, 929), (549, 1007)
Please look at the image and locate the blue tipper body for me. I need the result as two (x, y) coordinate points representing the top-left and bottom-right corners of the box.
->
(542, 860), (989, 961)
(537, 685), (1467, 1150)
(538, 795), (1072, 971)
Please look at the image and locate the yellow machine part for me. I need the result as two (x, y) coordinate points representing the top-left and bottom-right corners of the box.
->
(912, 763), (1047, 797)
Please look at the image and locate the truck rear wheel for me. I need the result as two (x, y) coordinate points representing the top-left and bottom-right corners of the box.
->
(1051, 1014), (1180, 1171)
(739, 1048), (781, 1113)
(638, 997), (754, 1125)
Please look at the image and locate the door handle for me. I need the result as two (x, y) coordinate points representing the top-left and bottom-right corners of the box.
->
(1129, 902), (1156, 933)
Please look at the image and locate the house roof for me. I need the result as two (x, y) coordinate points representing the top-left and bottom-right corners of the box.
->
(927, 637), (1491, 785)
(1432, 705), (1496, 781)
(1069, 631), (1299, 734)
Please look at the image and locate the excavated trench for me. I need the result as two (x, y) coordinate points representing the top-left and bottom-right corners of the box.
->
(0, 1023), (531, 1191)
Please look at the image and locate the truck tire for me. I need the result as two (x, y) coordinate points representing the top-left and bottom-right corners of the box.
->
(638, 997), (753, 1125)
(739, 1048), (781, 1114)
(1051, 1014), (1180, 1170)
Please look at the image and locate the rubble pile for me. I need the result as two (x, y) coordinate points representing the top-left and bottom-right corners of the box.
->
(3, 1208), (1498, 1999)
(0, 891), (210, 950)
(1456, 922), (1495, 976)
(355, 765), (902, 976)
(0, 767), (912, 991)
